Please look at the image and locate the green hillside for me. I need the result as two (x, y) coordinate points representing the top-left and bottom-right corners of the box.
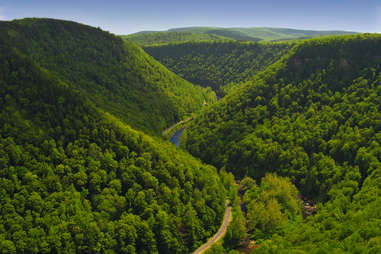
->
(183, 34), (381, 251)
(126, 27), (356, 45)
(169, 27), (357, 41)
(1, 15), (379, 254)
(123, 31), (231, 46)
(254, 168), (381, 253)
(0, 18), (216, 136)
(0, 39), (226, 253)
(144, 41), (293, 96)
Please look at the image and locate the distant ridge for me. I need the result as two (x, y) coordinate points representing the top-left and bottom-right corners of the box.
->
(122, 31), (231, 46)
(124, 26), (357, 46)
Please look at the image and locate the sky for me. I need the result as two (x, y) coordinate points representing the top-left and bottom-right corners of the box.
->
(1, 0), (380, 35)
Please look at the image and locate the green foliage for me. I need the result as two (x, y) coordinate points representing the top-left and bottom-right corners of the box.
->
(223, 203), (247, 249)
(219, 170), (239, 204)
(0, 17), (377, 254)
(184, 34), (381, 252)
(219, 171), (247, 250)
(144, 41), (292, 96)
(0, 18), (216, 135)
(204, 239), (241, 254)
(244, 174), (301, 239)
(165, 27), (356, 41)
(185, 34), (381, 200)
(123, 32), (231, 46)
(255, 169), (381, 253)
(204, 242), (225, 254)
(0, 36), (226, 253)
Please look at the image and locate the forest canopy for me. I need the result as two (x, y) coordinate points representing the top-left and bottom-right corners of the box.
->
(0, 20), (226, 254)
(123, 32), (231, 46)
(183, 34), (381, 252)
(1, 17), (380, 254)
(0, 18), (216, 136)
(143, 41), (292, 96)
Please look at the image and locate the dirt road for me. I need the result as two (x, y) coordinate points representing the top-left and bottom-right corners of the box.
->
(192, 201), (232, 254)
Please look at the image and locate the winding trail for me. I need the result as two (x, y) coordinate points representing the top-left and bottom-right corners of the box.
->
(192, 201), (232, 254)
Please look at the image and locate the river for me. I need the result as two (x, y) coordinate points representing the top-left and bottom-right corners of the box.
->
(169, 128), (184, 147)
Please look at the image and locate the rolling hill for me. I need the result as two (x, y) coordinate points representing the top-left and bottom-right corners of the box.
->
(124, 26), (356, 46)
(170, 27), (356, 41)
(122, 31), (231, 46)
(0, 18), (216, 136)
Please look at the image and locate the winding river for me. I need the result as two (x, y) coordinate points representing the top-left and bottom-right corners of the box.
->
(169, 128), (185, 147)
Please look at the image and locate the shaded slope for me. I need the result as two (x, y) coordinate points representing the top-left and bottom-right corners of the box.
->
(184, 34), (381, 199)
(144, 41), (293, 96)
(0, 18), (216, 135)
(0, 44), (226, 253)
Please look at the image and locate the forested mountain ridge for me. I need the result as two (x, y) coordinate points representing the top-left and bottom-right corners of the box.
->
(0, 18), (216, 136)
(144, 41), (293, 96)
(1, 16), (379, 254)
(0, 41), (227, 253)
(185, 33), (381, 198)
(168, 27), (356, 41)
(125, 26), (356, 45)
(184, 34), (381, 253)
(122, 32), (232, 46)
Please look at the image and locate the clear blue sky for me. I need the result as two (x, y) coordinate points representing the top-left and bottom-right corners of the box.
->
(1, 0), (380, 35)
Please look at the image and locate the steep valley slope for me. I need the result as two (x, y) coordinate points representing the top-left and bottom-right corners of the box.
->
(143, 41), (293, 96)
(0, 19), (227, 254)
(0, 18), (216, 136)
(183, 34), (381, 253)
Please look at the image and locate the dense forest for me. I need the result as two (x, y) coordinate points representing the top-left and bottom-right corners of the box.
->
(0, 18), (216, 136)
(126, 27), (356, 44)
(144, 41), (292, 95)
(123, 32), (231, 46)
(254, 168), (381, 253)
(205, 173), (301, 254)
(183, 34), (381, 252)
(1, 16), (381, 254)
(168, 27), (356, 41)
(0, 35), (227, 253)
